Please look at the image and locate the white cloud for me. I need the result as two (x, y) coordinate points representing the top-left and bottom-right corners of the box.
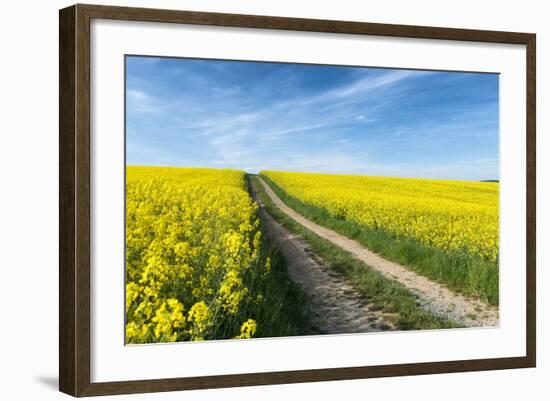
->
(127, 89), (150, 100)
(126, 59), (497, 180)
(328, 70), (415, 99)
(126, 89), (160, 114)
(355, 115), (377, 123)
(333, 139), (351, 144)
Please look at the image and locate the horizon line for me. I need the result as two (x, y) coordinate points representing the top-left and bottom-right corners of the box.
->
(126, 164), (499, 183)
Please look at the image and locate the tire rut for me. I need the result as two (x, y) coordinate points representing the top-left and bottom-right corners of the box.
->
(256, 176), (499, 328)
(251, 181), (398, 334)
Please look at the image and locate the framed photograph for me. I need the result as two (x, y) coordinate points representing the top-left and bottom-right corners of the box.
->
(59, 4), (536, 397)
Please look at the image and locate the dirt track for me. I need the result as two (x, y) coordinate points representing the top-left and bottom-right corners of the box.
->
(251, 180), (397, 334)
(255, 176), (499, 328)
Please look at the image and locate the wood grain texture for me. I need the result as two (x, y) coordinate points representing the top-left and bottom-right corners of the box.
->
(59, 3), (536, 397)
(79, 356), (533, 396)
(75, 4), (91, 396)
(525, 35), (536, 367)
(59, 5), (76, 396)
(78, 3), (533, 43)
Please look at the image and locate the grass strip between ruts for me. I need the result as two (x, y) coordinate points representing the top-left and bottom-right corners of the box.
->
(251, 175), (458, 331)
(260, 175), (499, 306)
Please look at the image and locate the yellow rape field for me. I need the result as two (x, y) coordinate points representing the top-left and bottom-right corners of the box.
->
(261, 171), (499, 262)
(125, 166), (266, 343)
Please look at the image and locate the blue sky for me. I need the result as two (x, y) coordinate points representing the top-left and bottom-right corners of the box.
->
(126, 56), (499, 180)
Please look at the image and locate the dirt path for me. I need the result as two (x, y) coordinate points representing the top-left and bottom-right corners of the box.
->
(251, 181), (398, 334)
(256, 177), (499, 328)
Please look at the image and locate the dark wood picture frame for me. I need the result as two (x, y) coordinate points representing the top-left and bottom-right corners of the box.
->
(59, 3), (536, 397)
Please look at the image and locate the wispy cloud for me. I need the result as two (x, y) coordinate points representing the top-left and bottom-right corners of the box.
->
(324, 70), (415, 99)
(125, 56), (499, 180)
(126, 89), (159, 114)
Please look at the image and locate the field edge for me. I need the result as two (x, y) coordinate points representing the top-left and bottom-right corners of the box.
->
(250, 175), (460, 331)
(259, 174), (499, 306)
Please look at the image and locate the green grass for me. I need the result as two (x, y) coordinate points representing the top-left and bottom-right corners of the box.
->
(260, 175), (499, 306)
(250, 175), (458, 330)
(228, 177), (317, 339)
(238, 238), (319, 338)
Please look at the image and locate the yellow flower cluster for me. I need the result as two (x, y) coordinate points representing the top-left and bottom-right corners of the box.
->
(237, 319), (257, 339)
(262, 171), (499, 261)
(125, 166), (264, 343)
